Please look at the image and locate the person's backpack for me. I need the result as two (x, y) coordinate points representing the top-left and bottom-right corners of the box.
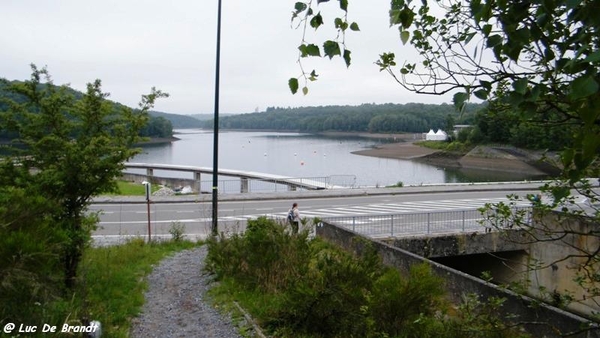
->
(287, 209), (294, 221)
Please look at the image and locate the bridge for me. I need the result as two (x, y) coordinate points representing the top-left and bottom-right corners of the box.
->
(124, 163), (350, 193)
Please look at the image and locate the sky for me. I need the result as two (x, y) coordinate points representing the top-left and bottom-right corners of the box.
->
(1, 0), (454, 115)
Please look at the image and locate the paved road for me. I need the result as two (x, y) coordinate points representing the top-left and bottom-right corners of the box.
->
(91, 183), (548, 244)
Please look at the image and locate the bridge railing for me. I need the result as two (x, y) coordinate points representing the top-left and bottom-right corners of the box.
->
(123, 163), (357, 193)
(197, 174), (357, 193)
(322, 207), (533, 238)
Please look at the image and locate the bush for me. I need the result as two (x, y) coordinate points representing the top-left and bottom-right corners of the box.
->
(269, 242), (382, 337)
(205, 216), (311, 293)
(205, 217), (529, 337)
(369, 264), (446, 336)
(168, 221), (186, 242)
(0, 187), (68, 327)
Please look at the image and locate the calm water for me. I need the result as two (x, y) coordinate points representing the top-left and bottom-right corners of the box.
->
(130, 130), (543, 187)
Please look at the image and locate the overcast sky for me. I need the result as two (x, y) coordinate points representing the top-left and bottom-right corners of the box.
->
(1, 0), (453, 115)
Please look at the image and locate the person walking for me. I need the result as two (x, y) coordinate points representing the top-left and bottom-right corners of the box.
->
(287, 202), (300, 234)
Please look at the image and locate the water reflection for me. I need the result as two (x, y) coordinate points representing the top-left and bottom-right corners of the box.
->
(131, 130), (546, 187)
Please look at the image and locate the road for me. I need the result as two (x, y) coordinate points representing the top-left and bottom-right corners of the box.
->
(90, 188), (543, 244)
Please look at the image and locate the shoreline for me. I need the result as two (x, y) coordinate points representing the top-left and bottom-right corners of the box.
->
(171, 129), (557, 175)
(353, 141), (556, 175)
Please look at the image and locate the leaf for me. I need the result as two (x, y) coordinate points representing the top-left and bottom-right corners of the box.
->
(391, 0), (405, 10)
(473, 89), (488, 100)
(305, 44), (321, 57)
(294, 2), (307, 13)
(482, 24), (492, 36)
(350, 22), (360, 31)
(479, 80), (492, 91)
(334, 17), (343, 29)
(583, 50), (600, 63)
(400, 30), (410, 45)
(486, 34), (503, 48)
(302, 86), (309, 95)
(389, 9), (401, 26)
(465, 32), (476, 45)
(399, 7), (415, 29)
(339, 0), (348, 11)
(288, 78), (299, 94)
(512, 78), (528, 94)
(309, 70), (319, 81)
(453, 92), (469, 112)
(570, 75), (599, 100)
(310, 12), (324, 29)
(343, 49), (352, 68)
(323, 40), (341, 59)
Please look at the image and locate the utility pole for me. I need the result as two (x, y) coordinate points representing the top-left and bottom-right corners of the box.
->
(212, 0), (223, 236)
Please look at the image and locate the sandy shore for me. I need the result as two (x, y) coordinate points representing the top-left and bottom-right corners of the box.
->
(352, 141), (440, 160)
(353, 140), (556, 175)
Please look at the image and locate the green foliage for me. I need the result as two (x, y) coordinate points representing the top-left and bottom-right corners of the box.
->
(416, 140), (473, 153)
(139, 115), (173, 138)
(149, 110), (202, 129)
(388, 181), (404, 188)
(206, 217), (525, 337)
(204, 102), (480, 134)
(0, 186), (68, 326)
(293, 0), (600, 180)
(205, 216), (311, 293)
(446, 294), (529, 338)
(168, 221), (186, 242)
(0, 78), (173, 140)
(0, 65), (167, 289)
(367, 264), (446, 336)
(0, 235), (197, 337)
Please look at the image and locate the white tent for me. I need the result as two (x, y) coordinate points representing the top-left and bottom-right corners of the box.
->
(425, 129), (436, 140)
(426, 129), (447, 141)
(434, 129), (448, 141)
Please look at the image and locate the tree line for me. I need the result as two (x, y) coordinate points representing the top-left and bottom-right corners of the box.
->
(201, 102), (571, 151)
(201, 102), (480, 133)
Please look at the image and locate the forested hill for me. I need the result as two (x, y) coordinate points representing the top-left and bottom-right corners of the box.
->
(150, 110), (204, 129)
(202, 103), (483, 133)
(0, 79), (173, 139)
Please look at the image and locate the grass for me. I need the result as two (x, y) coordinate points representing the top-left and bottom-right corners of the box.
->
(75, 239), (201, 337)
(415, 140), (474, 153)
(109, 180), (161, 196)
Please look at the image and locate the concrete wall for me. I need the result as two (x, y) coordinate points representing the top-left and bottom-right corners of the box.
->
(524, 211), (600, 318)
(316, 221), (600, 338)
(383, 231), (529, 257)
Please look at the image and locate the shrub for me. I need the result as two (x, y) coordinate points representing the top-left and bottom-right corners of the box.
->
(268, 243), (381, 337)
(0, 187), (68, 327)
(168, 221), (186, 242)
(205, 216), (311, 293)
(368, 264), (446, 336)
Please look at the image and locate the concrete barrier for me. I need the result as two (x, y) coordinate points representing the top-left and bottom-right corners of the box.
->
(316, 221), (599, 338)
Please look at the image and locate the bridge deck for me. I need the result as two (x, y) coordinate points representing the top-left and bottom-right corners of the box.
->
(125, 163), (340, 190)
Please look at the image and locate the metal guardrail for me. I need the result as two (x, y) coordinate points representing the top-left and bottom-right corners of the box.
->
(322, 207), (533, 238)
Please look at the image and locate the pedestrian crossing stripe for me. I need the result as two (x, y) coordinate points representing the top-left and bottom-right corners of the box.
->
(225, 197), (531, 220)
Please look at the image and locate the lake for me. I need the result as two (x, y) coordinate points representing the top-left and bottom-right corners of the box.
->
(130, 130), (543, 188)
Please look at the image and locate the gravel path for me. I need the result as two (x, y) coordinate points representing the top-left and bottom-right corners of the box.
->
(130, 246), (243, 338)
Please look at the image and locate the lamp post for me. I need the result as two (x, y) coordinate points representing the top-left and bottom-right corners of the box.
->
(142, 181), (152, 242)
(212, 0), (223, 236)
